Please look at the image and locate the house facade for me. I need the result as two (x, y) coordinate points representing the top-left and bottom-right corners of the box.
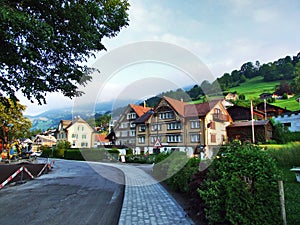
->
(256, 102), (290, 118)
(273, 111), (300, 132)
(113, 104), (151, 148)
(57, 117), (96, 148)
(226, 120), (273, 143)
(227, 105), (265, 121)
(134, 97), (232, 158)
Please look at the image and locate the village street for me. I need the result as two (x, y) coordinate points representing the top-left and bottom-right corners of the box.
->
(0, 159), (125, 225)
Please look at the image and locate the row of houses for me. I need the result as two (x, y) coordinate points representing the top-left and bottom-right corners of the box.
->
(32, 96), (298, 159)
(107, 97), (279, 158)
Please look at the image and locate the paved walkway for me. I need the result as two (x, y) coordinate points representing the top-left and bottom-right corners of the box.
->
(99, 163), (195, 225)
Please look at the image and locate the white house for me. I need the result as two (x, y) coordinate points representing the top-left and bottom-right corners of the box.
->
(273, 111), (300, 132)
(57, 117), (96, 148)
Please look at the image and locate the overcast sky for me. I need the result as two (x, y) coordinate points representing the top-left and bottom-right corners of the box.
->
(21, 0), (300, 115)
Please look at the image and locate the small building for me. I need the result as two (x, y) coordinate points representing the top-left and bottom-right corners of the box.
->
(33, 135), (57, 147)
(256, 102), (290, 118)
(273, 110), (300, 132)
(94, 133), (110, 148)
(225, 93), (238, 101)
(259, 93), (273, 100)
(226, 120), (273, 143)
(227, 105), (265, 121)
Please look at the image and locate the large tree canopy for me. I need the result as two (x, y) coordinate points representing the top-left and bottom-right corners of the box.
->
(0, 0), (129, 104)
(0, 97), (32, 145)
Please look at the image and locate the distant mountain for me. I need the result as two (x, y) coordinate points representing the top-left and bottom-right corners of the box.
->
(26, 99), (138, 131)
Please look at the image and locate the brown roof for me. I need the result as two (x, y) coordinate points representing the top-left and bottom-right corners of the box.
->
(129, 104), (151, 117)
(184, 100), (219, 117)
(163, 96), (186, 116)
(228, 120), (270, 128)
(60, 120), (72, 129)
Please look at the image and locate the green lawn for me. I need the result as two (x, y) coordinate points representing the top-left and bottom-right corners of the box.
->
(281, 167), (300, 224)
(265, 143), (300, 224)
(228, 76), (280, 99)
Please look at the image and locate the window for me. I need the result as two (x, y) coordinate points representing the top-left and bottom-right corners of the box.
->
(81, 142), (88, 147)
(138, 136), (145, 144)
(120, 122), (129, 128)
(127, 112), (137, 120)
(211, 134), (216, 143)
(72, 134), (78, 139)
(151, 136), (161, 143)
(167, 122), (181, 130)
(214, 108), (221, 117)
(121, 130), (128, 137)
(190, 133), (200, 143)
(167, 135), (182, 143)
(130, 122), (136, 128)
(151, 124), (161, 131)
(138, 125), (146, 132)
(129, 130), (136, 137)
(190, 120), (200, 129)
(209, 121), (216, 129)
(82, 134), (87, 139)
(159, 111), (174, 120)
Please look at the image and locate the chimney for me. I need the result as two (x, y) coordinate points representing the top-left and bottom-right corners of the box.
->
(143, 101), (146, 108)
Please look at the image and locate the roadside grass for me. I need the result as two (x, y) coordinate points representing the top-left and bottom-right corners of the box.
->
(266, 143), (300, 224)
(281, 167), (300, 225)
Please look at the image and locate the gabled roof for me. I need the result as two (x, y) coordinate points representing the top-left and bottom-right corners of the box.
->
(63, 117), (96, 132)
(129, 104), (152, 117)
(95, 133), (109, 143)
(60, 120), (72, 129)
(162, 96), (186, 116)
(184, 100), (220, 117)
(133, 110), (154, 124)
(227, 120), (270, 128)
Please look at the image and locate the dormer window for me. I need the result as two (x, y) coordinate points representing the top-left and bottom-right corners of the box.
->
(127, 112), (137, 120)
(159, 111), (174, 120)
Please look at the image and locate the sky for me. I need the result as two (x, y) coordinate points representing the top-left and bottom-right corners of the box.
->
(20, 0), (300, 115)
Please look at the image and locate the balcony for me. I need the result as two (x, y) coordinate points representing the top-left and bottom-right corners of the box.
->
(213, 113), (229, 122)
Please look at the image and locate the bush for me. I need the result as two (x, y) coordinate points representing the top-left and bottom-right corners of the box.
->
(166, 156), (201, 193)
(153, 151), (189, 183)
(125, 154), (156, 164)
(40, 146), (52, 157)
(64, 149), (108, 161)
(199, 143), (282, 225)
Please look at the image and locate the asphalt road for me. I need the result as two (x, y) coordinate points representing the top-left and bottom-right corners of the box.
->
(0, 159), (125, 225)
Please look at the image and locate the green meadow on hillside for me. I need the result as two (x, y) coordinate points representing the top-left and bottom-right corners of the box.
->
(188, 76), (299, 111)
(228, 76), (280, 99)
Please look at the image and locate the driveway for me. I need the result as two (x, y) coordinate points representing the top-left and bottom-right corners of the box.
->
(0, 159), (125, 225)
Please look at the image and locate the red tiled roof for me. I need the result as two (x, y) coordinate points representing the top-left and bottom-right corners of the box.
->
(129, 104), (151, 117)
(95, 133), (109, 143)
(163, 96), (186, 116)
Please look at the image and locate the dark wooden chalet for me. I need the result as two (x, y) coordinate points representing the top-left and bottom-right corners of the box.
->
(227, 105), (265, 121)
(226, 120), (273, 143)
(255, 102), (290, 118)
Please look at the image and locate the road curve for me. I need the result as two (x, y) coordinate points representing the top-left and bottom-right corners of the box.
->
(0, 159), (125, 225)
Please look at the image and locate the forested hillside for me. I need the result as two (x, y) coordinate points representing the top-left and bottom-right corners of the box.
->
(144, 52), (300, 109)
